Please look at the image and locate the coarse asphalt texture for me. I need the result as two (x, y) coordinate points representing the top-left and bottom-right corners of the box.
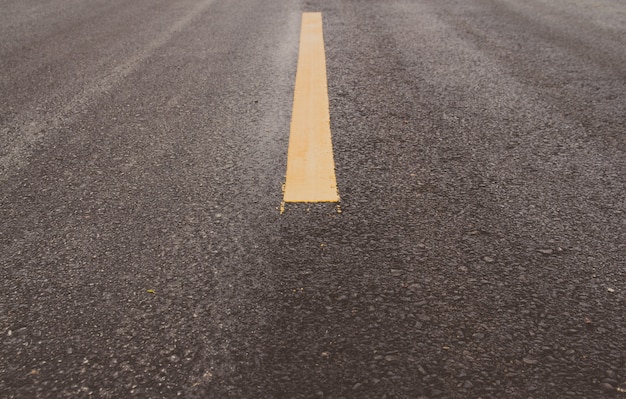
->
(1, 0), (625, 398)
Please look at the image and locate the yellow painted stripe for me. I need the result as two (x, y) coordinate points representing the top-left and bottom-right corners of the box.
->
(283, 12), (339, 203)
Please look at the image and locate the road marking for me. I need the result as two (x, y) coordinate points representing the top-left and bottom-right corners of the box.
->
(283, 12), (339, 203)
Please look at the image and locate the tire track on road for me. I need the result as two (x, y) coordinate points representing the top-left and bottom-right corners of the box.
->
(0, 0), (215, 186)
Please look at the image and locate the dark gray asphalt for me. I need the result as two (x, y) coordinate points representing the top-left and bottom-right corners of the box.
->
(1, 0), (625, 398)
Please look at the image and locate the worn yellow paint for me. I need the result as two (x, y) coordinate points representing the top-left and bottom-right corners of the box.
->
(283, 12), (339, 203)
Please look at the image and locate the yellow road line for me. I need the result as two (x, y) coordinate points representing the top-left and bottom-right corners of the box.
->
(283, 12), (339, 203)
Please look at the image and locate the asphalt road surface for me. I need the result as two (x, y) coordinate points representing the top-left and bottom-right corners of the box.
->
(1, 0), (625, 398)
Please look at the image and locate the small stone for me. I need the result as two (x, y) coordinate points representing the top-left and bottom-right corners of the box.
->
(483, 256), (495, 263)
(390, 269), (404, 276)
(607, 288), (615, 293)
(600, 382), (614, 392)
(537, 248), (553, 255)
(523, 358), (538, 365)
(352, 383), (363, 390)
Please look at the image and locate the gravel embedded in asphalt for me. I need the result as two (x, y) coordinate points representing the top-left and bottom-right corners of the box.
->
(1, 0), (625, 398)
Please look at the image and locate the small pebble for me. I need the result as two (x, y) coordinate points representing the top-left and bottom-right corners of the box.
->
(600, 382), (614, 392)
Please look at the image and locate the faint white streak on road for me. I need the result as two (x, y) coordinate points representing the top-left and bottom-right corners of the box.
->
(0, 0), (215, 185)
